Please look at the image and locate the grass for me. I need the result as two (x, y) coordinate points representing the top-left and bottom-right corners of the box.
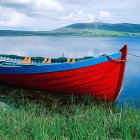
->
(0, 88), (140, 140)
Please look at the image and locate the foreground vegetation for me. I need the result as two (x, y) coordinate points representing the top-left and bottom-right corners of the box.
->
(0, 88), (140, 140)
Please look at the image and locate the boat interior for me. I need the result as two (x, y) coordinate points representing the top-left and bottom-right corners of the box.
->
(0, 54), (94, 66)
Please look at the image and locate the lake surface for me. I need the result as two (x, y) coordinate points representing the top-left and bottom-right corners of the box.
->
(0, 36), (140, 107)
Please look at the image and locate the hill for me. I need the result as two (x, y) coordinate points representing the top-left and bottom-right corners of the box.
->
(65, 22), (140, 33)
(0, 22), (140, 37)
(47, 22), (140, 37)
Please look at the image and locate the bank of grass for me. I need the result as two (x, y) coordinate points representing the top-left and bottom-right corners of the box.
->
(0, 89), (140, 140)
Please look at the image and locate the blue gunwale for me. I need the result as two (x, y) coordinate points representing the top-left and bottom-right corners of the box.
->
(0, 52), (121, 74)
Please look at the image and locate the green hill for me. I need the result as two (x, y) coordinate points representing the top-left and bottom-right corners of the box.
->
(47, 22), (140, 37)
(65, 22), (140, 33)
(0, 22), (140, 37)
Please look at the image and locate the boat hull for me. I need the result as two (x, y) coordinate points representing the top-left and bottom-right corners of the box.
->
(0, 45), (128, 100)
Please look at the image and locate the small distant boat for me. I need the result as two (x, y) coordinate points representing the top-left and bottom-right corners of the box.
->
(0, 45), (128, 100)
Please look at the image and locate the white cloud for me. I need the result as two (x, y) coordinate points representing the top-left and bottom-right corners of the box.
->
(0, 0), (64, 30)
(0, 6), (35, 27)
(99, 11), (112, 21)
(0, 0), (63, 12)
(0, 0), (31, 4)
(33, 0), (63, 11)
(58, 10), (95, 23)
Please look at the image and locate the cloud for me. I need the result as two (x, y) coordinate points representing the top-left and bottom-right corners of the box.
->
(0, 0), (64, 30)
(0, 0), (63, 12)
(0, 6), (35, 27)
(58, 0), (99, 5)
(34, 0), (63, 11)
(98, 11), (112, 21)
(57, 10), (95, 23)
(0, 0), (31, 4)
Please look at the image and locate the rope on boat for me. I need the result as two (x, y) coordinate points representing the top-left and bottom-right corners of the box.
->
(102, 52), (140, 62)
(100, 54), (128, 62)
(128, 52), (140, 58)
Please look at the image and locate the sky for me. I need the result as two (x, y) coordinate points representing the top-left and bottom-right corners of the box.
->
(0, 0), (140, 31)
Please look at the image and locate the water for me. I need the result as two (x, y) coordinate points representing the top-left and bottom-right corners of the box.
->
(0, 36), (140, 107)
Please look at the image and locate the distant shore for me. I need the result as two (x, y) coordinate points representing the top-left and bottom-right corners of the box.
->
(1, 22), (140, 37)
(0, 30), (140, 37)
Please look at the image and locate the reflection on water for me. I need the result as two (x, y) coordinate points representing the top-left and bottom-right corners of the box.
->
(0, 36), (138, 58)
(117, 54), (140, 107)
(0, 37), (140, 107)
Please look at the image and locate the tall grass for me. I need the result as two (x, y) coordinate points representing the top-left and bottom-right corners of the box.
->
(0, 89), (140, 140)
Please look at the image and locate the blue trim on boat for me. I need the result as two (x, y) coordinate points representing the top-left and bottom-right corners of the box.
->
(3, 62), (62, 66)
(0, 53), (121, 74)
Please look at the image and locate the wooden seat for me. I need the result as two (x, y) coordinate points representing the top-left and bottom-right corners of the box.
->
(66, 58), (71, 62)
(25, 57), (31, 63)
(42, 58), (48, 63)
(18, 57), (31, 63)
(18, 57), (28, 63)
(71, 58), (75, 62)
(47, 58), (51, 63)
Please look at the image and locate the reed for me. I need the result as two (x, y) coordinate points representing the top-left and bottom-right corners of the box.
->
(0, 89), (140, 140)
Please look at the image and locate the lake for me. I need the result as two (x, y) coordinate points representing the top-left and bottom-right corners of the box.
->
(0, 36), (140, 107)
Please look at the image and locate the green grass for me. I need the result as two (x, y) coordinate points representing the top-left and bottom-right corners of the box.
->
(0, 89), (140, 140)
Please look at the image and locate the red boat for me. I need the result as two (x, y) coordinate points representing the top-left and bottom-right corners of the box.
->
(0, 45), (128, 100)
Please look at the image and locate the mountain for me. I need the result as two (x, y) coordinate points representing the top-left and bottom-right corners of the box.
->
(47, 22), (140, 37)
(65, 22), (140, 33)
(0, 22), (140, 37)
